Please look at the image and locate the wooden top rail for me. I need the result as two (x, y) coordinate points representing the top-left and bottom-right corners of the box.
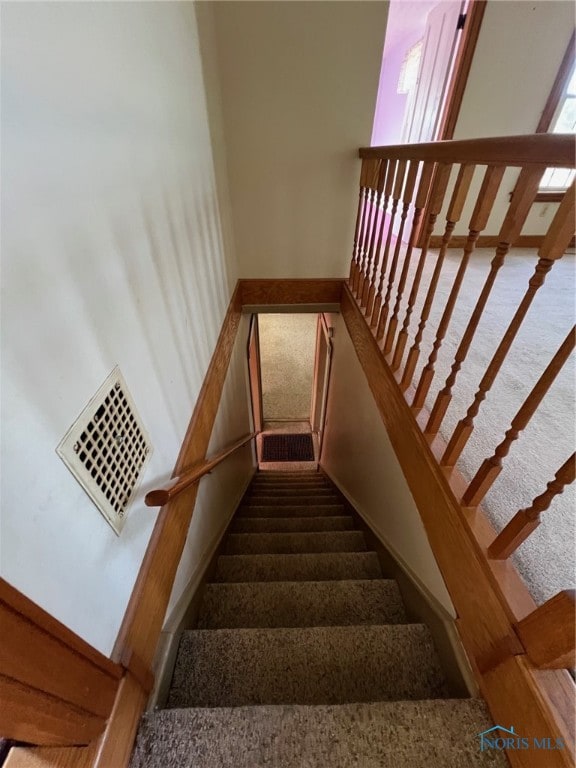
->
(359, 133), (576, 168)
(145, 432), (257, 507)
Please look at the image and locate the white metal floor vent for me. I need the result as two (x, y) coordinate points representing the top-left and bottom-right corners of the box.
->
(57, 367), (152, 534)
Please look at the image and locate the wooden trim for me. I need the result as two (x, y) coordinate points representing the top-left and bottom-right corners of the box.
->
(515, 591), (576, 670)
(112, 284), (245, 671)
(360, 133), (576, 168)
(0, 579), (121, 745)
(144, 432), (257, 507)
(511, 33), (575, 207)
(482, 656), (575, 768)
(239, 279), (344, 307)
(430, 234), (576, 249)
(429, 234), (547, 249)
(340, 284), (575, 765)
(247, 314), (263, 432)
(437, 0), (487, 140)
(0, 675), (106, 748)
(535, 191), (566, 203)
(535, 31), (575, 135)
(340, 284), (520, 662)
(174, 283), (244, 476)
(5, 673), (147, 768)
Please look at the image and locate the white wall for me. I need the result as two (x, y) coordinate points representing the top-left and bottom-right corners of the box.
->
(452, 0), (575, 236)
(321, 316), (454, 615)
(206, 1), (388, 279)
(1, 2), (252, 655)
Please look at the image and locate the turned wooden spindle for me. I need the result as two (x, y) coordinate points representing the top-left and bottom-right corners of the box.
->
(357, 162), (382, 301)
(369, 159), (399, 327)
(375, 161), (412, 341)
(397, 163), (454, 386)
(383, 161), (428, 355)
(412, 166), (506, 409)
(360, 160), (389, 308)
(463, 327), (575, 507)
(488, 453), (576, 559)
(442, 181), (576, 466)
(353, 159), (380, 295)
(426, 166), (547, 434)
(349, 160), (370, 286)
(365, 161), (398, 318)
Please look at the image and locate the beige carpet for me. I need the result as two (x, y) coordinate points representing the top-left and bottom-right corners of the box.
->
(379, 246), (575, 606)
(259, 314), (317, 421)
(131, 473), (505, 768)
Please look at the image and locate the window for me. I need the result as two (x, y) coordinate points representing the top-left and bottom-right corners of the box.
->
(539, 60), (576, 193)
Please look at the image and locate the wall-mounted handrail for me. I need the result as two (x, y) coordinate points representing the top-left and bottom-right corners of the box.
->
(145, 432), (257, 507)
(359, 133), (576, 168)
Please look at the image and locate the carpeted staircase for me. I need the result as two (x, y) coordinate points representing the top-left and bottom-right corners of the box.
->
(131, 471), (508, 767)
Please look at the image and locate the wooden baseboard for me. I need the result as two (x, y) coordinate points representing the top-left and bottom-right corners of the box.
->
(429, 235), (546, 249)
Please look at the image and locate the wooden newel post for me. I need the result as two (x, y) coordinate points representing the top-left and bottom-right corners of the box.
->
(515, 590), (576, 669)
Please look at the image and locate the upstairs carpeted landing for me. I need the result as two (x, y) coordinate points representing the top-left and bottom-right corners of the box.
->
(130, 471), (508, 768)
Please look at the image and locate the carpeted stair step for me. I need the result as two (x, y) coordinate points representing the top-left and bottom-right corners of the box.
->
(247, 487), (338, 497)
(230, 515), (355, 533)
(257, 471), (322, 477)
(242, 495), (341, 507)
(197, 579), (407, 628)
(237, 503), (345, 517)
(213, 552), (382, 582)
(166, 624), (448, 707)
(224, 531), (366, 555)
(131, 699), (507, 768)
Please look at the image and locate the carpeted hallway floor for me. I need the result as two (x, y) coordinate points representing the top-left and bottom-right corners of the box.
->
(398, 247), (575, 606)
(259, 313), (317, 421)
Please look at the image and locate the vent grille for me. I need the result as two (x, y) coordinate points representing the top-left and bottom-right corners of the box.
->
(57, 368), (152, 534)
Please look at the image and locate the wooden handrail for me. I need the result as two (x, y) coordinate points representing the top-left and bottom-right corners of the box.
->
(145, 432), (257, 507)
(515, 591), (576, 669)
(346, 132), (576, 765)
(359, 133), (576, 168)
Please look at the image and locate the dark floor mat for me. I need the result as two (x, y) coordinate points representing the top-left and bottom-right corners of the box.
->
(262, 433), (315, 462)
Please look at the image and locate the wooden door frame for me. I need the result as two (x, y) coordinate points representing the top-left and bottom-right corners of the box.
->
(436, 0), (487, 141)
(311, 314), (334, 459)
(247, 313), (263, 433)
(416, 0), (486, 246)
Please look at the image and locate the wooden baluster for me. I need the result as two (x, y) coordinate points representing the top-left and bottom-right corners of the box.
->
(366, 160), (398, 319)
(426, 167), (546, 433)
(349, 160), (370, 287)
(369, 159), (399, 327)
(360, 160), (388, 309)
(488, 453), (576, 559)
(463, 327), (575, 506)
(383, 161), (424, 355)
(443, 181), (576, 466)
(375, 161), (409, 341)
(398, 163), (454, 386)
(412, 166), (506, 409)
(354, 160), (380, 296)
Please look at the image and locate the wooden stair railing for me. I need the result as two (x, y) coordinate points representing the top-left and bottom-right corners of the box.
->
(144, 432), (257, 507)
(0, 579), (123, 746)
(349, 133), (576, 767)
